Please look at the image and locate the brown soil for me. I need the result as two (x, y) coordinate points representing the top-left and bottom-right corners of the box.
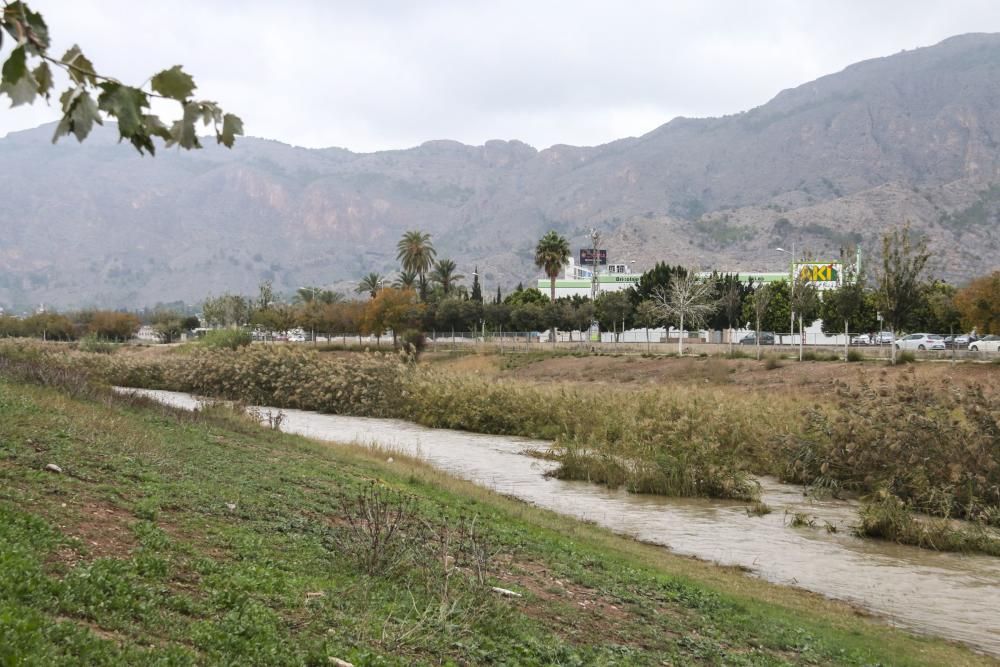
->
(498, 557), (681, 650)
(50, 501), (138, 565)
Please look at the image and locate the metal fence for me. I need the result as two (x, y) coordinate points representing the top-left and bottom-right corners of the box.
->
(300, 330), (998, 361)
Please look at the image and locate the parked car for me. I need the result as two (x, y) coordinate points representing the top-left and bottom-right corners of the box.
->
(895, 333), (946, 351)
(969, 335), (1000, 353)
(739, 331), (775, 345)
(850, 334), (872, 346)
(874, 331), (895, 344)
(943, 334), (975, 349)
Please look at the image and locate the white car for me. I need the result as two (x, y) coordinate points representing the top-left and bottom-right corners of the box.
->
(895, 333), (946, 351)
(969, 335), (1000, 353)
(874, 331), (895, 344)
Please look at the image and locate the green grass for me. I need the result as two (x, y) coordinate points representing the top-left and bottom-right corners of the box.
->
(0, 377), (992, 665)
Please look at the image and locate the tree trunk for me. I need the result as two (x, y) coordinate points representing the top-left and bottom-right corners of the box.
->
(755, 316), (761, 361)
(678, 314), (684, 356)
(550, 276), (557, 342)
(798, 314), (804, 361)
(844, 318), (849, 362)
(646, 326), (650, 354)
(890, 327), (897, 365)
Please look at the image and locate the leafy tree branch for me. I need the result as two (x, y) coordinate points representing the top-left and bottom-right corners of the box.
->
(0, 1), (242, 154)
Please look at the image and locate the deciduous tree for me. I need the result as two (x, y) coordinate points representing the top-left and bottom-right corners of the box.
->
(955, 271), (1000, 335)
(652, 271), (716, 355)
(876, 224), (931, 364)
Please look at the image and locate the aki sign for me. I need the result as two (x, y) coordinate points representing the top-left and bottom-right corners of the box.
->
(794, 263), (842, 290)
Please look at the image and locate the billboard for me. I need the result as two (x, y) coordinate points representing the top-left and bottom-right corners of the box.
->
(579, 249), (607, 265)
(794, 262), (841, 290)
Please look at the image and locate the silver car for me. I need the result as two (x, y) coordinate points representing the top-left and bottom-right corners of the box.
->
(895, 333), (946, 351)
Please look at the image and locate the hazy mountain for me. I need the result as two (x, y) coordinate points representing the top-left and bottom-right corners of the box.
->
(2, 33), (999, 310)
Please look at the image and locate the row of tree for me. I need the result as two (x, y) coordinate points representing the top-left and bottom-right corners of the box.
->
(0, 309), (195, 341)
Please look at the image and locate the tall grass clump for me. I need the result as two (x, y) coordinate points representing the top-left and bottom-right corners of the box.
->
(846, 349), (864, 362)
(856, 491), (1000, 557)
(784, 371), (1000, 525)
(77, 334), (118, 354)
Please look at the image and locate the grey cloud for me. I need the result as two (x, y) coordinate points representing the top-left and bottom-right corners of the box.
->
(2, 0), (999, 150)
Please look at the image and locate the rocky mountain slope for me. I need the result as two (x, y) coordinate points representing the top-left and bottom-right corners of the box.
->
(2, 33), (999, 310)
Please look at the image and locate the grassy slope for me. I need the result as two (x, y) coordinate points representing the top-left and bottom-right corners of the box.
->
(0, 378), (992, 666)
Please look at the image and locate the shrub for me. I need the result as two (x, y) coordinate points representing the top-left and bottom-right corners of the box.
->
(764, 355), (783, 370)
(846, 349), (864, 362)
(199, 328), (252, 350)
(400, 329), (427, 356)
(784, 374), (1000, 523)
(896, 350), (916, 364)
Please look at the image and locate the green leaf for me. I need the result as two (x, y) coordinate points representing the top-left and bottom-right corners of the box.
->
(143, 114), (172, 141)
(18, 2), (49, 55)
(69, 91), (100, 142)
(97, 82), (148, 137)
(0, 71), (36, 106)
(1, 48), (36, 106)
(1, 45), (26, 85)
(52, 88), (102, 144)
(32, 61), (51, 99)
(219, 113), (243, 148)
(150, 65), (196, 101)
(167, 102), (202, 150)
(61, 44), (97, 85)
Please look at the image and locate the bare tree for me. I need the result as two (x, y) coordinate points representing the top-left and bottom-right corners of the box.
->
(634, 300), (662, 354)
(719, 280), (744, 355)
(653, 271), (717, 356)
(877, 224), (931, 364)
(790, 278), (820, 361)
(750, 283), (773, 361)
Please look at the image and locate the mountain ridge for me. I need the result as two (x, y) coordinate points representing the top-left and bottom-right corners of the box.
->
(2, 33), (999, 310)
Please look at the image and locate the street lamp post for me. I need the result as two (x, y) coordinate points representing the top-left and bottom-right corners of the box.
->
(775, 244), (796, 346)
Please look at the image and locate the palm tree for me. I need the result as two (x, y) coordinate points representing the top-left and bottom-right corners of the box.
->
(296, 286), (344, 305)
(535, 231), (571, 341)
(393, 270), (418, 290)
(429, 258), (464, 295)
(534, 231), (571, 303)
(356, 273), (384, 299)
(396, 231), (436, 295)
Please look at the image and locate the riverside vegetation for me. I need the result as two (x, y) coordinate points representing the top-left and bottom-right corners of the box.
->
(3, 340), (1000, 558)
(4, 354), (994, 664)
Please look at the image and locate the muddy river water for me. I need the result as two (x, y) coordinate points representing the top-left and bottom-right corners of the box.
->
(121, 388), (1000, 656)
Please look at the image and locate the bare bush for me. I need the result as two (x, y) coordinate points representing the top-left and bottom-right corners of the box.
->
(338, 482), (416, 576)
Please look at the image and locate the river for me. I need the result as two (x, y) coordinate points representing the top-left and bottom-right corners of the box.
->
(119, 387), (1000, 656)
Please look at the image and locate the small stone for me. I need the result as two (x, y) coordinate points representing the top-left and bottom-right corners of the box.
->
(44, 463), (62, 474)
(328, 659), (354, 667)
(386, 457), (394, 463)
(225, 503), (237, 512)
(491, 586), (522, 598)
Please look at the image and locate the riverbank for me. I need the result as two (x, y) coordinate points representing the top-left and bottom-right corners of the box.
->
(2, 341), (998, 556)
(0, 375), (992, 665)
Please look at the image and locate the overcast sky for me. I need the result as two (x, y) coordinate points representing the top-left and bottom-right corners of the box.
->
(3, 1), (1000, 151)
